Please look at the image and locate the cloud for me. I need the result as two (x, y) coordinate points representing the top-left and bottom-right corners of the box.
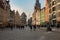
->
(10, 4), (24, 15)
(10, 4), (29, 20)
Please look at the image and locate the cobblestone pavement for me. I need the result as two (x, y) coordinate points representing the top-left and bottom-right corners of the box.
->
(0, 27), (60, 40)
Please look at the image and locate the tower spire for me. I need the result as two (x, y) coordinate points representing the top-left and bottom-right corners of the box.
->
(36, 0), (39, 3)
(35, 0), (41, 10)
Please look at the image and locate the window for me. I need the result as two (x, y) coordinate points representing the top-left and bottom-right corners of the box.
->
(49, 9), (51, 13)
(49, 4), (51, 8)
(52, 7), (56, 11)
(52, 1), (56, 5)
(52, 13), (56, 19)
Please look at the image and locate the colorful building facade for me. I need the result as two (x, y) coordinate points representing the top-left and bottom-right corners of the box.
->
(45, 0), (60, 27)
(32, 0), (41, 27)
(41, 7), (45, 26)
(45, 0), (49, 25)
(48, 0), (60, 27)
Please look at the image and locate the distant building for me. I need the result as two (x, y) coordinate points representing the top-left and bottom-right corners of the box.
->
(20, 12), (27, 26)
(41, 7), (45, 26)
(15, 11), (21, 26)
(28, 17), (32, 26)
(32, 0), (41, 27)
(9, 10), (15, 27)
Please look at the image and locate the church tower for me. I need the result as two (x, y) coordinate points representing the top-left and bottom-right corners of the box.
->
(35, 0), (41, 10)
(32, 0), (41, 27)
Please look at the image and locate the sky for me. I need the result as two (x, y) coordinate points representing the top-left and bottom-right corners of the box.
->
(10, 0), (46, 18)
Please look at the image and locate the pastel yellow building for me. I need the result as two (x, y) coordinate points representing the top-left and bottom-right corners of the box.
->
(32, 0), (41, 27)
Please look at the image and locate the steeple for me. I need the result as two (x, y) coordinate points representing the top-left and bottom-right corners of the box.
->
(6, 0), (10, 4)
(36, 0), (39, 3)
(35, 0), (41, 10)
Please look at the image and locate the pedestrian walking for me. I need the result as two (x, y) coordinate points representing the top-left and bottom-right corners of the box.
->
(10, 26), (13, 30)
(33, 25), (36, 31)
(46, 24), (52, 32)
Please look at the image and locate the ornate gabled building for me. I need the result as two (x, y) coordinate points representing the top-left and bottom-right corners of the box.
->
(15, 11), (21, 26)
(0, 0), (10, 27)
(6, 0), (10, 21)
(20, 12), (27, 26)
(9, 10), (15, 27)
(32, 0), (41, 27)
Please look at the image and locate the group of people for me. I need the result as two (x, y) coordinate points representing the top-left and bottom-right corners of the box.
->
(28, 24), (52, 31)
(0, 24), (52, 32)
(28, 25), (40, 31)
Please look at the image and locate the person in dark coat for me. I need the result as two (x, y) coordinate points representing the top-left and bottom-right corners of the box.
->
(46, 23), (52, 31)
(29, 25), (32, 31)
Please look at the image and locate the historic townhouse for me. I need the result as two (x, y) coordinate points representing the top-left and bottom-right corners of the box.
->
(15, 11), (21, 27)
(46, 0), (60, 27)
(41, 7), (45, 27)
(45, 0), (50, 26)
(32, 0), (41, 27)
(0, 0), (10, 27)
(20, 12), (27, 26)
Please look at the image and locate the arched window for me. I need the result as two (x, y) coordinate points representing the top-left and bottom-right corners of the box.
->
(52, 7), (56, 11)
(52, 13), (56, 19)
(52, 1), (56, 5)
(49, 9), (51, 13)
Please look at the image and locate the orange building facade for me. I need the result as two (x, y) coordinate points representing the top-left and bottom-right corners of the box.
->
(45, 0), (60, 27)
(45, 0), (49, 24)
